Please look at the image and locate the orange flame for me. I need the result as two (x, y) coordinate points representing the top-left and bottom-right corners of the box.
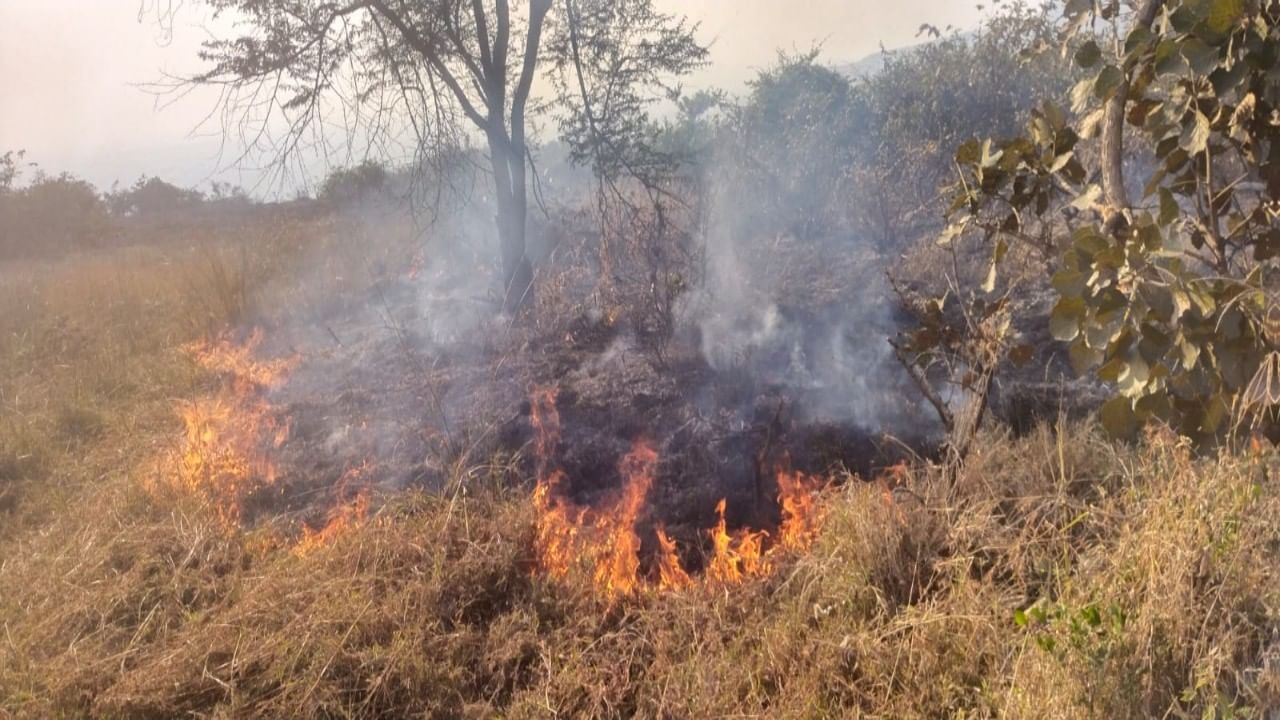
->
(294, 461), (375, 556)
(705, 499), (772, 585)
(655, 526), (692, 591)
(777, 469), (823, 551)
(162, 330), (298, 527)
(531, 387), (663, 597)
(529, 387), (830, 598)
(590, 439), (657, 597)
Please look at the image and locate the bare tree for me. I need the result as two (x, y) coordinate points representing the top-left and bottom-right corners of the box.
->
(148, 0), (703, 311)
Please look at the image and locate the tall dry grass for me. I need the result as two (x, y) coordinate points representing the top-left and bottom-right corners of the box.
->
(5, 410), (1278, 716)
(2, 212), (1278, 718)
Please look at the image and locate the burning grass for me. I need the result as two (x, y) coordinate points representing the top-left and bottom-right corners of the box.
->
(151, 329), (298, 527)
(8, 419), (1280, 718)
(4, 217), (1280, 719)
(529, 387), (827, 599)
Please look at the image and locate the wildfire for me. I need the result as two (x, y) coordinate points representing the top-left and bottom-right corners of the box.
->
(705, 499), (772, 585)
(655, 526), (692, 591)
(295, 461), (374, 556)
(777, 469), (822, 550)
(532, 388), (661, 597)
(529, 387), (827, 599)
(161, 330), (298, 527)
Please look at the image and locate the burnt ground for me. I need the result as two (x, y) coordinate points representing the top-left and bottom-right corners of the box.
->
(227, 225), (1084, 544)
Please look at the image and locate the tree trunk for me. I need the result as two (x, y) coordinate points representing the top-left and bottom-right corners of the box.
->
(488, 135), (533, 312)
(1100, 0), (1165, 234)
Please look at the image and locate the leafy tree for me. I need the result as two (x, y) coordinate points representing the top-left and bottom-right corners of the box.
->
(152, 0), (705, 311)
(0, 172), (109, 258)
(735, 50), (866, 241)
(107, 176), (204, 217)
(858, 2), (1072, 246)
(0, 150), (24, 195)
(318, 160), (391, 206)
(926, 0), (1280, 442)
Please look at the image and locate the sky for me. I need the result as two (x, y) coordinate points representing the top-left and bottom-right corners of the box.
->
(0, 1), (984, 194)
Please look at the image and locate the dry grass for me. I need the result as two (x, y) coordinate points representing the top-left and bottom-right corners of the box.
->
(3, 217), (1280, 718)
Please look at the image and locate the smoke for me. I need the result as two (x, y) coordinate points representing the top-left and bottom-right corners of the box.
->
(680, 150), (929, 433)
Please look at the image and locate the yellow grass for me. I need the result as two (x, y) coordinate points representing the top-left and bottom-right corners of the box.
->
(3, 217), (1279, 718)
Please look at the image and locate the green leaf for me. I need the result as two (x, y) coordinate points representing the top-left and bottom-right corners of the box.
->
(1051, 297), (1086, 342)
(1207, 0), (1245, 34)
(1180, 38), (1220, 76)
(1014, 609), (1029, 627)
(1070, 339), (1104, 374)
(1101, 396), (1139, 438)
(1159, 188), (1180, 226)
(1080, 605), (1102, 628)
(1094, 65), (1125, 100)
(1100, 394), (1141, 435)
(1181, 110), (1211, 155)
(1053, 268), (1086, 297)
(1124, 27), (1154, 58)
(1118, 350), (1153, 398)
(1075, 40), (1102, 68)
(955, 138), (982, 166)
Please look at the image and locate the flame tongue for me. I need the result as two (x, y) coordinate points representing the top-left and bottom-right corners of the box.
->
(531, 387), (660, 597)
(591, 439), (657, 597)
(655, 526), (692, 591)
(777, 469), (823, 551)
(706, 499), (771, 585)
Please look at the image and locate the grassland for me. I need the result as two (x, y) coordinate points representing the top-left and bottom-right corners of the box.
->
(2, 216), (1279, 718)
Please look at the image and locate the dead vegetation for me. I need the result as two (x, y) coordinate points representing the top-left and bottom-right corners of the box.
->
(6, 395), (1279, 717)
(2, 204), (1278, 718)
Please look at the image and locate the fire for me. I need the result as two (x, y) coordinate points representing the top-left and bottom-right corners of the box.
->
(590, 439), (657, 596)
(530, 386), (661, 597)
(655, 526), (692, 591)
(161, 330), (298, 527)
(295, 462), (373, 556)
(777, 469), (823, 551)
(705, 500), (772, 585)
(529, 388), (829, 598)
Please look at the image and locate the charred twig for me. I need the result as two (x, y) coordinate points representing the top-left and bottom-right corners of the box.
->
(753, 399), (788, 520)
(324, 324), (344, 348)
(889, 339), (955, 434)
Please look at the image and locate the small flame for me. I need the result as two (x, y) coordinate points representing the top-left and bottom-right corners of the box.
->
(295, 461), (375, 556)
(777, 469), (823, 551)
(705, 499), (772, 585)
(655, 526), (692, 591)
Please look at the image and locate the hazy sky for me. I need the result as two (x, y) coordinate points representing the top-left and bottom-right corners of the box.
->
(0, 1), (983, 193)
